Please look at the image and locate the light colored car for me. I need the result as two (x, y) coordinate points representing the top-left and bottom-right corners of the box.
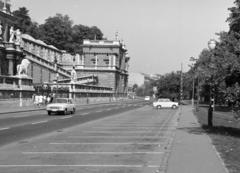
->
(46, 98), (76, 115)
(144, 96), (151, 101)
(153, 98), (178, 109)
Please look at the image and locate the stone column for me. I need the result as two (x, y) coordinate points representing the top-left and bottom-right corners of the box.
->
(3, 23), (8, 42)
(8, 58), (14, 75)
(108, 55), (111, 69)
(113, 55), (116, 69)
(19, 76), (23, 107)
(82, 55), (85, 68)
(95, 54), (98, 69)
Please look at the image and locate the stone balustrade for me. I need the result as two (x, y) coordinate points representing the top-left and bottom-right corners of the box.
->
(0, 75), (34, 91)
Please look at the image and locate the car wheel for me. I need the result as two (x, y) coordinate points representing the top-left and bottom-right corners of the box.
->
(157, 105), (161, 109)
(48, 111), (51, 115)
(172, 105), (177, 109)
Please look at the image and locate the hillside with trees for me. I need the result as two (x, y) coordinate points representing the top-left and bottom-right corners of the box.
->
(13, 7), (103, 54)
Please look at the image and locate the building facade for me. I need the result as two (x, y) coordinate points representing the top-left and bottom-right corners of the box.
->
(0, 0), (130, 98)
(77, 40), (130, 95)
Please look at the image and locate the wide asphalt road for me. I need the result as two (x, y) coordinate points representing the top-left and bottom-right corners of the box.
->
(0, 101), (180, 173)
(0, 100), (147, 147)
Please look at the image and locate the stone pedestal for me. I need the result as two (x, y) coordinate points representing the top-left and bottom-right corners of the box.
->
(14, 74), (34, 107)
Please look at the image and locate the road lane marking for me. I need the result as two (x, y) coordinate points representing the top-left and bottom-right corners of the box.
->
(95, 110), (103, 113)
(22, 151), (164, 155)
(31, 120), (48, 125)
(59, 116), (72, 120)
(0, 127), (10, 131)
(81, 113), (89, 116)
(68, 136), (171, 139)
(0, 164), (159, 168)
(50, 142), (162, 145)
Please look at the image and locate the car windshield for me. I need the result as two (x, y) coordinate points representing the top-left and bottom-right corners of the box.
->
(53, 98), (68, 103)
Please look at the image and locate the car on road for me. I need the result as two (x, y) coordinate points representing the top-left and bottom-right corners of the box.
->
(153, 98), (178, 109)
(46, 98), (76, 115)
(144, 96), (151, 101)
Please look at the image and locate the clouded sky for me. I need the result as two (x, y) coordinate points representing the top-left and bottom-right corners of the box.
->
(12, 0), (233, 74)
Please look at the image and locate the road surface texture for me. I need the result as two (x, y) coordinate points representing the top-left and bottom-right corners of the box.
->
(0, 104), (179, 173)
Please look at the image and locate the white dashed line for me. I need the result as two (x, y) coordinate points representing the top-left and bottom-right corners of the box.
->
(31, 120), (48, 125)
(68, 136), (171, 139)
(81, 113), (89, 116)
(0, 127), (10, 131)
(0, 164), (159, 168)
(59, 116), (72, 119)
(50, 142), (162, 145)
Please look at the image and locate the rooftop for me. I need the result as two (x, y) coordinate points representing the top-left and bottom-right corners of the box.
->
(83, 39), (121, 46)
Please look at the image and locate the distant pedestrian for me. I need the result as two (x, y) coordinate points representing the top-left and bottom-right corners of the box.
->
(34, 95), (39, 107)
(47, 96), (51, 104)
(38, 95), (43, 106)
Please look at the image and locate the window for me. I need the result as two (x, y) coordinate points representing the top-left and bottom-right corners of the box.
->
(91, 58), (96, 65)
(104, 59), (109, 65)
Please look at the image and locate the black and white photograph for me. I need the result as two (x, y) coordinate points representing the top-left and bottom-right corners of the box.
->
(0, 0), (238, 172)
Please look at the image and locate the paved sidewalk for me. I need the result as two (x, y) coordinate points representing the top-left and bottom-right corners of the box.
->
(167, 106), (228, 173)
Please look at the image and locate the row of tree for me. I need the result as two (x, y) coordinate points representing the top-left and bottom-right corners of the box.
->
(134, 71), (192, 101)
(192, 0), (240, 106)
(135, 0), (240, 106)
(13, 7), (104, 54)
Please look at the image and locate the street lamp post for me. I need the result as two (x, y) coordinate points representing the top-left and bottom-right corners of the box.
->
(191, 63), (195, 109)
(207, 39), (217, 127)
(196, 72), (200, 111)
(55, 73), (59, 98)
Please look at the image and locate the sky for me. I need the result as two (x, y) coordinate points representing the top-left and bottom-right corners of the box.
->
(12, 0), (234, 74)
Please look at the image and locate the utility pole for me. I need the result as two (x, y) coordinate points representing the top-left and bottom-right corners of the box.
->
(180, 63), (183, 103)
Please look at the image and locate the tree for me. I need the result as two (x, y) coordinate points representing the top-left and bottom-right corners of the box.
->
(39, 14), (73, 52)
(13, 7), (32, 33)
(71, 25), (103, 53)
(227, 0), (240, 33)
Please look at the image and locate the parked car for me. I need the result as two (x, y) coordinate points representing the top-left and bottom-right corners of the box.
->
(153, 98), (178, 109)
(46, 98), (76, 115)
(144, 96), (151, 101)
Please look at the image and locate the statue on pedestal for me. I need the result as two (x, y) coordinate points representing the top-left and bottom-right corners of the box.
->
(70, 66), (77, 83)
(15, 29), (22, 45)
(9, 26), (15, 43)
(17, 59), (31, 76)
(0, 23), (2, 38)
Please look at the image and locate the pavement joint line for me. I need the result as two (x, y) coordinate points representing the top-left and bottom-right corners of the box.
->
(0, 127), (10, 131)
(49, 142), (165, 145)
(31, 120), (48, 125)
(59, 116), (73, 119)
(78, 131), (168, 134)
(68, 136), (172, 139)
(22, 151), (164, 155)
(0, 164), (160, 168)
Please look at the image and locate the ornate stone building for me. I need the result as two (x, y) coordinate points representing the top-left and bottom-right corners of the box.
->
(60, 39), (130, 95)
(0, 0), (130, 99)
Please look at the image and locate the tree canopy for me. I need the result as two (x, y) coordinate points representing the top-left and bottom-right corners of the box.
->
(13, 7), (104, 54)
